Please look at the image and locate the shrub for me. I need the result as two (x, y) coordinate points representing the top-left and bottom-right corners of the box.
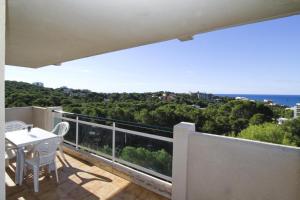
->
(239, 123), (286, 145)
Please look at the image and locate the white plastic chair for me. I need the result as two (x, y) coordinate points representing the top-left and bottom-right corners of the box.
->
(5, 121), (28, 167)
(51, 122), (70, 160)
(23, 137), (61, 192)
(5, 120), (28, 132)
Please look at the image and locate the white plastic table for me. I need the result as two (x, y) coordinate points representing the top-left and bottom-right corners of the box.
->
(5, 127), (58, 185)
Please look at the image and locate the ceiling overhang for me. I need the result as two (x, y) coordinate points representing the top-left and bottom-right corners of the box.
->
(5, 0), (300, 68)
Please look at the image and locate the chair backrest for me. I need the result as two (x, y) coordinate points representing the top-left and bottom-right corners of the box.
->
(5, 121), (28, 133)
(34, 137), (61, 166)
(52, 122), (70, 137)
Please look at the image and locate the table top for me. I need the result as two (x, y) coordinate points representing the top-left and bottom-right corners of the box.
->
(5, 127), (57, 148)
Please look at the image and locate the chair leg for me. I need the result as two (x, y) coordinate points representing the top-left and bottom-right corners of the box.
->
(23, 164), (27, 177)
(59, 144), (66, 160)
(48, 163), (53, 174)
(54, 162), (59, 183)
(33, 166), (39, 193)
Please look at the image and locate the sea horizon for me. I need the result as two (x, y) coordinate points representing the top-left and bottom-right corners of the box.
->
(216, 94), (300, 107)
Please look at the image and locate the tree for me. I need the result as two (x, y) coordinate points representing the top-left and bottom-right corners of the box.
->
(239, 123), (286, 145)
(120, 146), (172, 176)
(249, 113), (267, 125)
(281, 118), (300, 146)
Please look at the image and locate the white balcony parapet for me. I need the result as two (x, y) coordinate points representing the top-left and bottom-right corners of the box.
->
(172, 122), (195, 200)
(172, 122), (300, 200)
(5, 106), (62, 131)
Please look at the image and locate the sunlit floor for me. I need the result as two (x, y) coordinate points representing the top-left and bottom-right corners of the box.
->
(6, 153), (168, 200)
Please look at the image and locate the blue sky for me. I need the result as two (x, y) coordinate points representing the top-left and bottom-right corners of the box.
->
(5, 15), (300, 94)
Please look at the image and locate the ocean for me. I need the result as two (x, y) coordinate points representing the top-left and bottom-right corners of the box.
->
(216, 94), (300, 107)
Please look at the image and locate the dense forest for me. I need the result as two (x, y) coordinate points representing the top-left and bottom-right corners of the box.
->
(5, 80), (300, 177)
(5, 80), (294, 134)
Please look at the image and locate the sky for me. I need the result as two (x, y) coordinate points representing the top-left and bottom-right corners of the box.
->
(5, 15), (300, 95)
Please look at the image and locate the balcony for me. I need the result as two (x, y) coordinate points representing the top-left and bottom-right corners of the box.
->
(5, 106), (172, 199)
(6, 153), (167, 200)
(5, 106), (300, 200)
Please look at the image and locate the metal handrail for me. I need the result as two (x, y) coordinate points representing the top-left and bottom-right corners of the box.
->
(52, 109), (173, 134)
(53, 110), (173, 182)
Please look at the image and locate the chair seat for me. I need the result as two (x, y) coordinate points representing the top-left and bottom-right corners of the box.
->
(5, 142), (17, 160)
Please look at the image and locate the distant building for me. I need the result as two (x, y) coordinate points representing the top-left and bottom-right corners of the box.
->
(60, 86), (72, 95)
(159, 92), (176, 101)
(277, 117), (289, 125)
(293, 103), (300, 118)
(197, 92), (213, 100)
(32, 82), (44, 87)
(263, 99), (273, 104)
(189, 91), (213, 100)
(235, 96), (249, 101)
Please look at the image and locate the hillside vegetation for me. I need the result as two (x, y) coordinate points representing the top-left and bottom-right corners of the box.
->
(6, 80), (299, 176)
(6, 80), (295, 136)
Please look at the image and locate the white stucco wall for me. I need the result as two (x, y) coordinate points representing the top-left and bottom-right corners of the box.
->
(32, 106), (62, 131)
(5, 106), (62, 130)
(5, 106), (33, 124)
(188, 133), (300, 200)
(172, 123), (300, 200)
(0, 0), (5, 197)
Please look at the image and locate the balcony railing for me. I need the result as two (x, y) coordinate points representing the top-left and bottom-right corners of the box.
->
(6, 106), (300, 199)
(53, 110), (173, 182)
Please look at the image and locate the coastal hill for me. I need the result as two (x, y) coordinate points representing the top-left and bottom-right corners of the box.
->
(5, 80), (299, 147)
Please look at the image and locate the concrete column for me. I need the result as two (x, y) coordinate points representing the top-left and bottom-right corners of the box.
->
(172, 122), (195, 200)
(0, 0), (5, 198)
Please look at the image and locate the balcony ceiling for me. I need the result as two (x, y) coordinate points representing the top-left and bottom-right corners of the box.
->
(5, 0), (300, 68)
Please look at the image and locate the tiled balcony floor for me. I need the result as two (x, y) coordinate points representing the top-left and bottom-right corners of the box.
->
(6, 153), (168, 200)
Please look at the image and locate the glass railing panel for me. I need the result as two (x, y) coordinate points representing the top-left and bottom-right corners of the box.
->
(77, 122), (113, 159)
(61, 119), (77, 144)
(115, 130), (173, 178)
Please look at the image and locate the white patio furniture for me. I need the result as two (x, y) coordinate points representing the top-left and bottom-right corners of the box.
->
(5, 121), (28, 167)
(5, 120), (28, 132)
(5, 127), (58, 185)
(23, 137), (61, 192)
(51, 122), (70, 160)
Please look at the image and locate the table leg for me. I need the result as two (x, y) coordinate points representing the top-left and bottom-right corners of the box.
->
(19, 149), (24, 185)
(15, 148), (24, 185)
(15, 148), (20, 184)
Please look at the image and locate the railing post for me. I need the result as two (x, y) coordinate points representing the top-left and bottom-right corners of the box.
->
(112, 122), (116, 163)
(76, 116), (79, 150)
(172, 122), (195, 200)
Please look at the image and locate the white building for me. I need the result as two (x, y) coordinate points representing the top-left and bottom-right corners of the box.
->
(293, 103), (300, 118)
(60, 86), (72, 95)
(277, 117), (289, 125)
(235, 96), (249, 101)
